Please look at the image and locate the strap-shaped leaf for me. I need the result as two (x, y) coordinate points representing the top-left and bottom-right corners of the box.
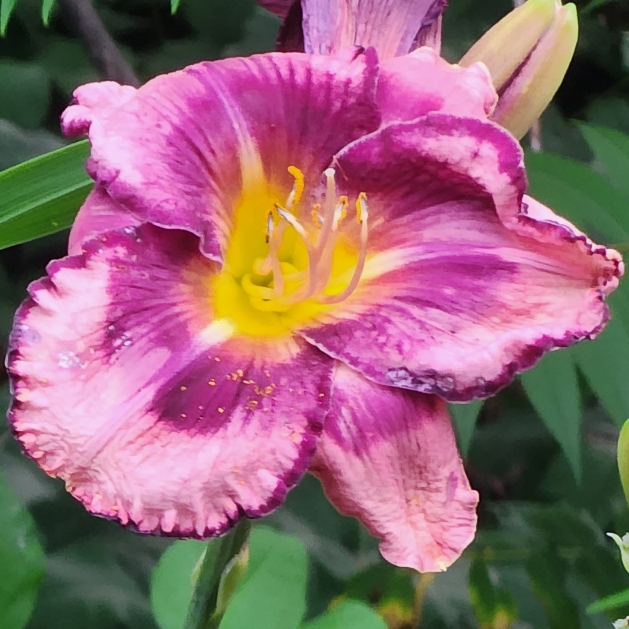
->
(520, 350), (582, 482)
(449, 400), (483, 458)
(0, 140), (91, 250)
(0, 0), (18, 35)
(525, 150), (629, 241)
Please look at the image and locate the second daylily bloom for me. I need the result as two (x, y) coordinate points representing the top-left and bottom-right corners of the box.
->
(7, 12), (622, 573)
(260, 0), (579, 138)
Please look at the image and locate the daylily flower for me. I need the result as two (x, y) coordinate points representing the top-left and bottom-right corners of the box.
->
(6, 15), (621, 575)
(259, 0), (578, 139)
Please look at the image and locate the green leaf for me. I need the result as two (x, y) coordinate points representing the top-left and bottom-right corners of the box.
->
(526, 552), (580, 629)
(525, 151), (629, 242)
(450, 400), (483, 458)
(580, 123), (629, 200)
(587, 588), (629, 614)
(41, 0), (56, 26)
(0, 0), (18, 35)
(219, 527), (308, 629)
(300, 601), (387, 629)
(582, 0), (618, 15)
(185, 521), (250, 629)
(171, 0), (182, 14)
(0, 472), (45, 629)
(573, 318), (629, 427)
(468, 557), (518, 628)
(0, 62), (51, 128)
(151, 540), (207, 629)
(0, 140), (91, 250)
(520, 350), (582, 482)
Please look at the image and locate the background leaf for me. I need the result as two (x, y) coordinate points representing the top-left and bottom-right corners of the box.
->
(0, 472), (45, 629)
(0, 140), (91, 250)
(151, 540), (206, 629)
(450, 400), (483, 458)
(219, 527), (308, 629)
(520, 351), (582, 482)
(0, 0), (18, 35)
(300, 601), (387, 629)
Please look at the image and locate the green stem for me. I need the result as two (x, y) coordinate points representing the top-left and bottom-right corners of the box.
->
(184, 520), (251, 629)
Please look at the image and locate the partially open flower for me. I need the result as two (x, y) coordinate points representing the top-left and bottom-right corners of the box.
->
(6, 23), (621, 575)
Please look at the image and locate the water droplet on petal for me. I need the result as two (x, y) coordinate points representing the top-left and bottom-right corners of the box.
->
(58, 350), (81, 369)
(18, 324), (41, 344)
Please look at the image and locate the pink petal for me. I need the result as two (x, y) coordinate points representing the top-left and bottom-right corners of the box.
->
(61, 52), (380, 261)
(301, 0), (446, 59)
(378, 48), (497, 123)
(300, 114), (622, 400)
(257, 0), (296, 17)
(8, 225), (333, 537)
(311, 365), (478, 572)
(68, 187), (140, 255)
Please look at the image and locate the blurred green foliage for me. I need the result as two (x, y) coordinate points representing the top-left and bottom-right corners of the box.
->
(3, 0), (629, 627)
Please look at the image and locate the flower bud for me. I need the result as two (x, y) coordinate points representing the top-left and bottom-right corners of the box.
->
(618, 417), (629, 506)
(460, 0), (578, 139)
(460, 0), (557, 91)
(607, 532), (629, 574)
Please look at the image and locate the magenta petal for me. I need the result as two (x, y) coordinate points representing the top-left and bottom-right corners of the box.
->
(61, 52), (380, 261)
(301, 115), (622, 400)
(379, 48), (497, 123)
(301, 0), (446, 59)
(256, 0), (296, 17)
(311, 365), (478, 572)
(68, 187), (140, 255)
(8, 224), (333, 537)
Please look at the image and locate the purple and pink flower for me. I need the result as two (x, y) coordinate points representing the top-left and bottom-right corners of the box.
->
(6, 0), (622, 572)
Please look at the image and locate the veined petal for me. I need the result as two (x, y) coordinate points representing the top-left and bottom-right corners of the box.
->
(378, 47), (497, 123)
(68, 187), (139, 255)
(7, 224), (333, 537)
(311, 365), (478, 572)
(301, 0), (446, 59)
(61, 52), (380, 260)
(301, 115), (622, 400)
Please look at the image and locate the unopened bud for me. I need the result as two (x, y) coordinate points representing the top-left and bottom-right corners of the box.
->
(607, 532), (629, 574)
(461, 0), (578, 140)
(618, 418), (629, 506)
(460, 0), (557, 91)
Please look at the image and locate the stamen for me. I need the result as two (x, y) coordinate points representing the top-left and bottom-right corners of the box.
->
(286, 166), (305, 209)
(332, 196), (348, 231)
(275, 205), (313, 249)
(265, 211), (273, 244)
(314, 168), (339, 257)
(319, 193), (369, 305)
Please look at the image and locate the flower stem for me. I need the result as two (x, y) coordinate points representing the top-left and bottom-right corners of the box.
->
(183, 520), (251, 629)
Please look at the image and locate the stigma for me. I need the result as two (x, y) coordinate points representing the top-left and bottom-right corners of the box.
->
(243, 166), (369, 313)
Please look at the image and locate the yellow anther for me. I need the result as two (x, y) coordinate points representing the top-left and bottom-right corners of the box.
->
(265, 211), (274, 244)
(287, 165), (305, 208)
(356, 192), (368, 223)
(332, 196), (349, 230)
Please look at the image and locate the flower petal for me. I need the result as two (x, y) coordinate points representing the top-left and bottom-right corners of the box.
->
(256, 0), (296, 17)
(301, 115), (622, 400)
(378, 48), (497, 123)
(311, 365), (478, 572)
(301, 0), (446, 59)
(61, 52), (380, 260)
(8, 224), (333, 537)
(68, 187), (139, 255)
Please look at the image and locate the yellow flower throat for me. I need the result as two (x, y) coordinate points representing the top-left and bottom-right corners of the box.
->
(212, 166), (369, 337)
